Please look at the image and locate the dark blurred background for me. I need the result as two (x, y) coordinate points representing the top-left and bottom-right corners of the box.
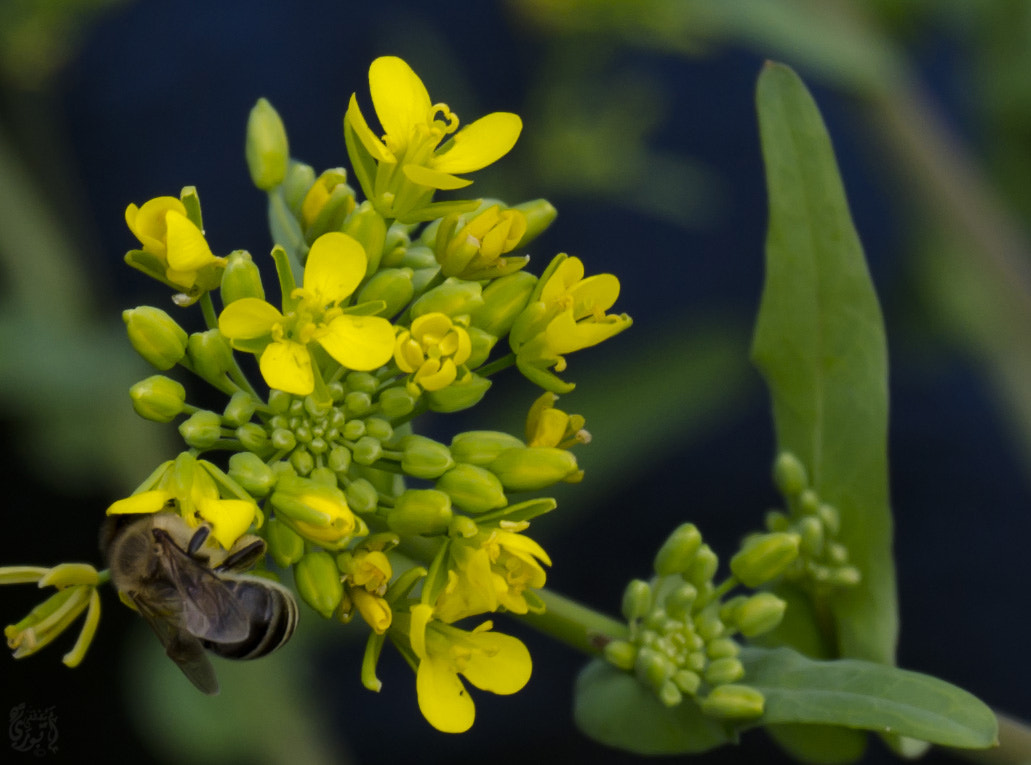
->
(2, 1), (1030, 763)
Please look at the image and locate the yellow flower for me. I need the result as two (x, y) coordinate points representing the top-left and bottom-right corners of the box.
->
(125, 196), (225, 296)
(408, 603), (532, 733)
(269, 475), (367, 550)
(344, 56), (522, 221)
(525, 391), (590, 448)
(435, 205), (529, 280)
(394, 312), (472, 392)
(106, 452), (259, 549)
(434, 523), (551, 623)
(219, 232), (395, 395)
(511, 255), (632, 392)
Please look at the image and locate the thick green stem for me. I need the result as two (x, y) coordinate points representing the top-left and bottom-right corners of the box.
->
(477, 352), (517, 378)
(951, 713), (1031, 765)
(516, 589), (628, 656)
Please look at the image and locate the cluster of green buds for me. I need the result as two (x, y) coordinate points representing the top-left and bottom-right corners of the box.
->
(764, 452), (861, 593)
(602, 522), (800, 720)
(1, 56), (631, 735)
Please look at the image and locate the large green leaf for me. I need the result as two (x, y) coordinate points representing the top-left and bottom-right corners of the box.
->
(740, 647), (998, 750)
(751, 62), (896, 665)
(573, 658), (732, 755)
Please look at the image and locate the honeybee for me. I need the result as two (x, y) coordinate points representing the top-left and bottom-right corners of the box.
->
(102, 511), (298, 694)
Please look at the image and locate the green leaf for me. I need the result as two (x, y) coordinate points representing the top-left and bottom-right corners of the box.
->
(573, 658), (732, 755)
(751, 62), (897, 665)
(740, 647), (998, 750)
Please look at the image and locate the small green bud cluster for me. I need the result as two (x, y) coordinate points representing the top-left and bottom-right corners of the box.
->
(765, 452), (861, 592)
(603, 523), (786, 719)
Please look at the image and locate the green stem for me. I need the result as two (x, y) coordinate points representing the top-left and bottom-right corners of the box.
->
(516, 589), (628, 656)
(477, 352), (517, 378)
(199, 292), (218, 330)
(951, 713), (1031, 765)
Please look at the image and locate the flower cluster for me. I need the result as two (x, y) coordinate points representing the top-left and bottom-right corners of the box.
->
(0, 56), (630, 733)
(602, 522), (797, 719)
(764, 452), (861, 593)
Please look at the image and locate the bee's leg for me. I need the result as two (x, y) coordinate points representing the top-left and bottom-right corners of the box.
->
(186, 525), (212, 557)
(217, 536), (267, 573)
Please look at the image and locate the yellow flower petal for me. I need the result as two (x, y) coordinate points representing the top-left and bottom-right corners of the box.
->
(569, 273), (621, 317)
(198, 497), (257, 549)
(496, 529), (553, 568)
(304, 232), (367, 305)
(402, 163), (472, 191)
(165, 211), (215, 271)
(317, 314), (396, 371)
(460, 630), (532, 695)
(126, 197), (186, 255)
(410, 603), (434, 659)
(259, 340), (314, 395)
(544, 310), (630, 356)
(432, 112), (522, 174)
(369, 56), (431, 147)
(345, 94), (395, 163)
(219, 297), (284, 340)
(106, 490), (173, 515)
(541, 256), (585, 303)
(417, 654), (476, 733)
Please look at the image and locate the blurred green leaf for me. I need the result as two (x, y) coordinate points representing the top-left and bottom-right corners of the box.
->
(740, 647), (998, 750)
(751, 62), (896, 665)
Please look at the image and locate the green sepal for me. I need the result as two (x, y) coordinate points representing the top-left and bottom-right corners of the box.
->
(473, 497), (556, 525)
(420, 538), (452, 606)
(424, 373), (491, 413)
(268, 190), (309, 269)
(179, 185), (204, 229)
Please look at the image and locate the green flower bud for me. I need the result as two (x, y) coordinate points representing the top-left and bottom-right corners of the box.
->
(818, 502), (841, 536)
(464, 326), (498, 370)
(603, 640), (638, 671)
(699, 684), (765, 719)
(435, 464), (507, 514)
(635, 647), (673, 694)
(178, 410), (222, 450)
(245, 97), (289, 190)
(271, 475), (365, 549)
(401, 244), (438, 270)
(471, 271), (537, 337)
(345, 478), (379, 515)
(186, 329), (234, 385)
(266, 517), (305, 568)
(327, 445), (351, 474)
(223, 391), (258, 427)
(764, 509), (791, 532)
(342, 419), (365, 441)
(129, 375), (186, 422)
(400, 435), (454, 479)
(236, 423), (268, 452)
(123, 306), (188, 370)
(387, 489), (452, 536)
(488, 446), (579, 491)
(410, 277), (484, 320)
(365, 417), (392, 442)
(706, 637), (740, 660)
(282, 160), (317, 213)
(658, 680), (683, 708)
(693, 606), (725, 642)
(664, 583), (698, 620)
(674, 669), (701, 697)
(425, 373), (492, 413)
(511, 198), (557, 248)
(798, 488), (820, 516)
(773, 452), (808, 497)
(687, 545), (719, 589)
(301, 169), (355, 239)
(228, 452), (276, 498)
(220, 250), (265, 305)
(732, 592), (787, 637)
(351, 436), (382, 466)
(450, 430), (525, 466)
(268, 389), (292, 414)
(356, 268), (415, 319)
(654, 523), (703, 576)
(621, 579), (653, 622)
(293, 551), (343, 618)
(798, 516), (825, 557)
(704, 657), (745, 686)
(344, 391), (372, 416)
(341, 201), (387, 275)
(730, 532), (801, 588)
(379, 387), (416, 418)
(271, 427), (296, 452)
(290, 448), (315, 476)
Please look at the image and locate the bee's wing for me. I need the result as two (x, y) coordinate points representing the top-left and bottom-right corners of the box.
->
(129, 592), (220, 695)
(155, 531), (252, 644)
